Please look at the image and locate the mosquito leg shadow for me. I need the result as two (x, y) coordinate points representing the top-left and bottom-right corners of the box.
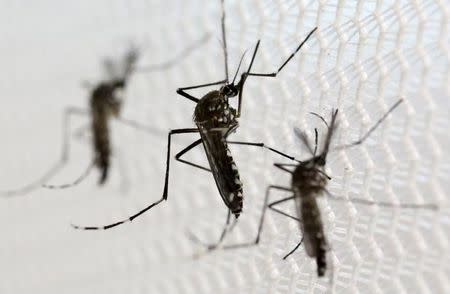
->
(42, 115), (167, 190)
(0, 107), (88, 197)
(71, 128), (200, 230)
(189, 185), (300, 256)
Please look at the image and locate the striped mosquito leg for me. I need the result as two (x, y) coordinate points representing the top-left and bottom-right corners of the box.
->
(0, 107), (88, 197)
(226, 141), (301, 163)
(218, 185), (296, 250)
(72, 128), (199, 231)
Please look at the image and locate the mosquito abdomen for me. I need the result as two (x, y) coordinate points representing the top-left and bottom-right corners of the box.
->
(298, 194), (327, 276)
(91, 101), (111, 185)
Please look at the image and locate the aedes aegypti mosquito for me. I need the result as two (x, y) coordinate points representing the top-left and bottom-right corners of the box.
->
(0, 35), (210, 196)
(206, 99), (438, 277)
(72, 0), (318, 239)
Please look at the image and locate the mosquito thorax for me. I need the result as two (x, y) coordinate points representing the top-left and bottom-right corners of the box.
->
(90, 82), (123, 117)
(193, 90), (237, 127)
(292, 159), (328, 196)
(220, 83), (238, 97)
(314, 154), (327, 166)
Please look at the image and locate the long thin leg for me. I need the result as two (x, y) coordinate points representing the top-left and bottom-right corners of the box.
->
(313, 128), (319, 156)
(274, 163), (297, 174)
(188, 209), (235, 250)
(267, 195), (299, 222)
(236, 40), (260, 117)
(226, 141), (301, 163)
(0, 107), (88, 197)
(324, 189), (438, 210)
(115, 117), (165, 138)
(137, 32), (211, 72)
(220, 0), (229, 81)
(294, 127), (314, 155)
(245, 28), (318, 78)
(309, 112), (329, 128)
(44, 116), (165, 189)
(283, 237), (304, 260)
(175, 138), (211, 172)
(73, 124), (91, 143)
(213, 210), (233, 247)
(274, 162), (331, 181)
(72, 128), (199, 230)
(42, 160), (95, 189)
(333, 99), (404, 151)
(176, 80), (227, 103)
(269, 193), (304, 260)
(216, 185), (295, 251)
(236, 28), (318, 117)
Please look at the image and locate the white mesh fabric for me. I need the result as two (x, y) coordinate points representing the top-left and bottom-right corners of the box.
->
(0, 0), (448, 293)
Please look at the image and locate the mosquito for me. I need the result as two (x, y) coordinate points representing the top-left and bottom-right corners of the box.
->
(205, 99), (438, 277)
(0, 34), (210, 196)
(72, 0), (318, 240)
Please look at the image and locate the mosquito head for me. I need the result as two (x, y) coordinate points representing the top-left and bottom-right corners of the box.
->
(124, 47), (139, 67)
(219, 48), (247, 98)
(314, 154), (327, 167)
(122, 47), (139, 78)
(220, 83), (239, 98)
(112, 79), (126, 89)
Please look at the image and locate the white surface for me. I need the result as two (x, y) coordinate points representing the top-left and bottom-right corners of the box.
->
(0, 0), (448, 293)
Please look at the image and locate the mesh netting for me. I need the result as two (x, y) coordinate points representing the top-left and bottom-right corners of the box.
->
(0, 0), (448, 293)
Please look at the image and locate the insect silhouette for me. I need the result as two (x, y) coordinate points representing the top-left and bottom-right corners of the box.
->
(72, 0), (318, 238)
(0, 35), (210, 196)
(205, 99), (438, 277)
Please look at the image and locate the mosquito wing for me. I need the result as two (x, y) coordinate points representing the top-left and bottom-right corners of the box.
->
(199, 127), (243, 216)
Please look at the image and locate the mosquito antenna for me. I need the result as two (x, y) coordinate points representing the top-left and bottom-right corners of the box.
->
(42, 161), (95, 190)
(313, 128), (319, 156)
(221, 0), (229, 82)
(293, 128), (314, 155)
(283, 237), (304, 260)
(277, 27), (317, 73)
(236, 40), (260, 116)
(335, 99), (404, 150)
(122, 47), (139, 78)
(136, 32), (211, 73)
(103, 58), (118, 80)
(325, 190), (438, 210)
(310, 112), (329, 128)
(321, 109), (339, 156)
(315, 168), (331, 180)
(231, 49), (248, 85)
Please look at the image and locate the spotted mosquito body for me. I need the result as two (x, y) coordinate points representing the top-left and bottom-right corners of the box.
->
(211, 99), (437, 277)
(272, 109), (340, 276)
(194, 90), (243, 216)
(71, 0), (317, 239)
(291, 159), (330, 276)
(90, 50), (136, 185)
(41, 48), (148, 189)
(0, 36), (209, 196)
(90, 82), (122, 184)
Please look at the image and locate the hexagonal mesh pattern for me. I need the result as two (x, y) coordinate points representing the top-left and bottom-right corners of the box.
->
(0, 0), (448, 293)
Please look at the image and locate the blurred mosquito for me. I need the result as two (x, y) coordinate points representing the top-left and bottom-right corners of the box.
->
(72, 0), (317, 238)
(205, 99), (437, 277)
(0, 34), (210, 196)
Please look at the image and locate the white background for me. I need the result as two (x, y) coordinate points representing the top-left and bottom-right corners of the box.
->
(0, 0), (448, 293)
